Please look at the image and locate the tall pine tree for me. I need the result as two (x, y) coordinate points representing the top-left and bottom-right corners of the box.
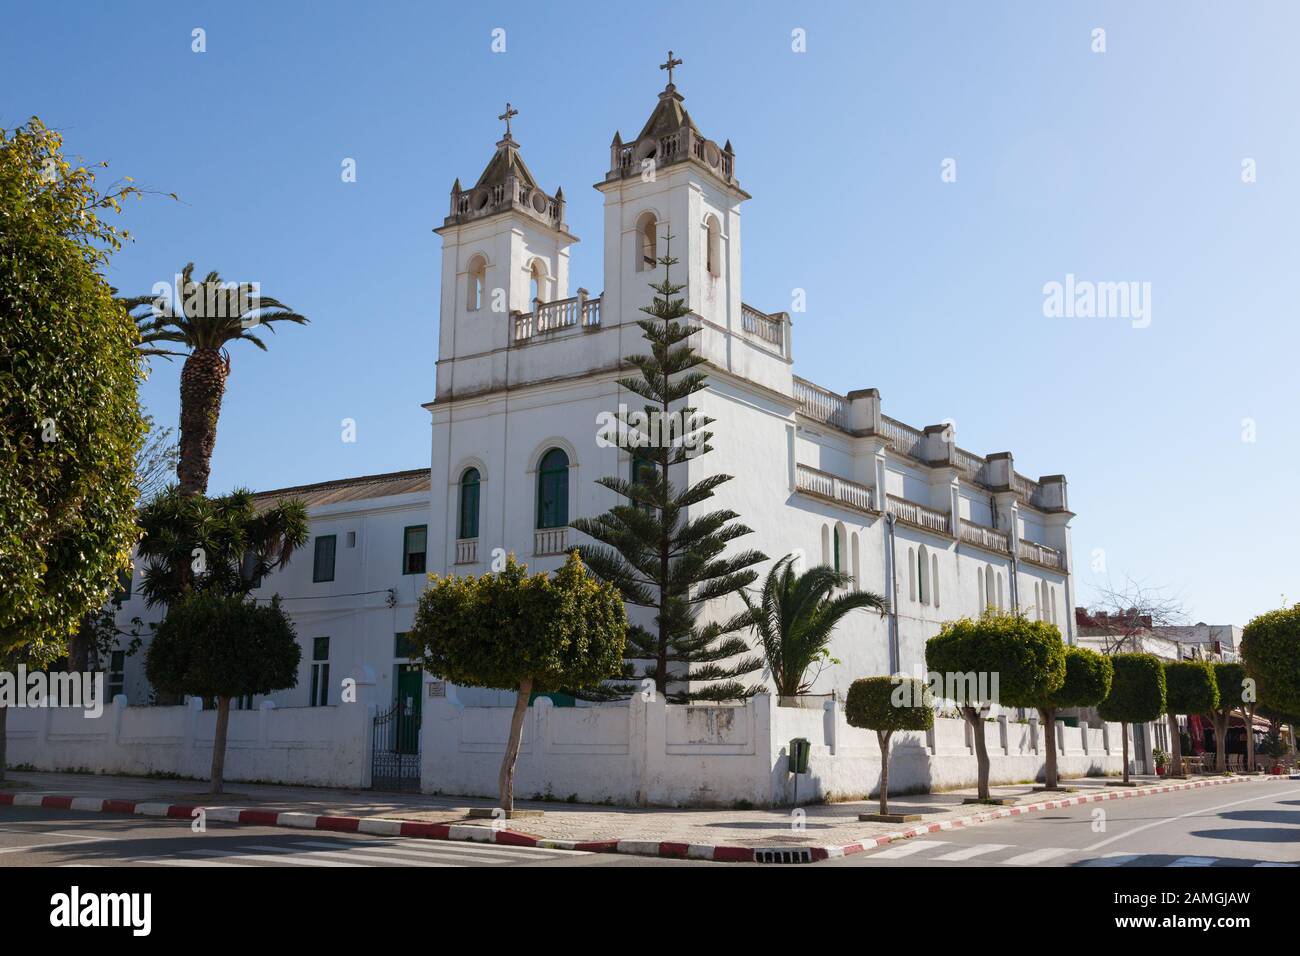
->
(573, 236), (766, 702)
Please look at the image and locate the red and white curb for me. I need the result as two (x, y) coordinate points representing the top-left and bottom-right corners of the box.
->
(0, 774), (1272, 864)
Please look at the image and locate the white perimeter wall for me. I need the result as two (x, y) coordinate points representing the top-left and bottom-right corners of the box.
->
(424, 687), (1147, 807)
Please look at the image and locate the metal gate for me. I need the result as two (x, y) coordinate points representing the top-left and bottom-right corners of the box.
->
(371, 697), (421, 791)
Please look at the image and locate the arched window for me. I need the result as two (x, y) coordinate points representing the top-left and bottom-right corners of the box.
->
(536, 448), (569, 529)
(996, 571), (1005, 611)
(931, 553), (940, 608)
(984, 566), (995, 613)
(637, 212), (657, 271)
(458, 468), (481, 539)
(1048, 585), (1057, 624)
(466, 255), (487, 312)
(833, 526), (841, 574)
(1034, 581), (1042, 620)
(705, 215), (721, 277)
(529, 258), (547, 305)
(918, 545), (929, 606)
(908, 547), (917, 602)
(821, 524), (830, 566)
(851, 532), (861, 589)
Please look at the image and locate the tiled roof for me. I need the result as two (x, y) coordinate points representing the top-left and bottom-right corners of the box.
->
(253, 468), (430, 509)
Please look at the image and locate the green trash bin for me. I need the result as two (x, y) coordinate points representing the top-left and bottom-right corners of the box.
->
(788, 737), (811, 774)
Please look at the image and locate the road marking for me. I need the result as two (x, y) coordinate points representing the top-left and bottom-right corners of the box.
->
(1081, 853), (1140, 867)
(247, 844), (459, 868)
(290, 839), (553, 865)
(932, 843), (1012, 861)
(1254, 861), (1299, 867)
(179, 848), (363, 867)
(871, 840), (949, 859)
(147, 857), (249, 867)
(0, 837), (105, 854)
(1001, 847), (1074, 866)
(1168, 856), (1217, 867)
(1083, 785), (1300, 853)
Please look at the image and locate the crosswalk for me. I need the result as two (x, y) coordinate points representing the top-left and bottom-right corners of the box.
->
(134, 836), (587, 868)
(861, 839), (1299, 868)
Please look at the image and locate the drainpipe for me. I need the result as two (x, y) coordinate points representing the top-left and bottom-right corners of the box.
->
(885, 513), (900, 674)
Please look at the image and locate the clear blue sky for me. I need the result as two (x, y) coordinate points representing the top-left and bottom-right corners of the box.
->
(4, 1), (1296, 626)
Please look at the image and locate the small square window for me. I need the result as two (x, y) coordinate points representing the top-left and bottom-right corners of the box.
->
(394, 632), (415, 659)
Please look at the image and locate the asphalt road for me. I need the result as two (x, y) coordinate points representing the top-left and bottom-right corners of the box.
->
(3, 781), (1298, 868)
(820, 781), (1300, 868)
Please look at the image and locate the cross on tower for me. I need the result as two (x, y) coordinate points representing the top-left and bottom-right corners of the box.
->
(498, 102), (518, 138)
(659, 50), (683, 87)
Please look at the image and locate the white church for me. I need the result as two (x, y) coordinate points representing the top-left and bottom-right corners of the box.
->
(16, 62), (1131, 805)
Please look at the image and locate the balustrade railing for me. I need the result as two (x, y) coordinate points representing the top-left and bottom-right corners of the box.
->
(793, 377), (849, 431)
(880, 416), (926, 460)
(960, 520), (1009, 554)
(515, 295), (602, 342)
(795, 463), (875, 513)
(1018, 538), (1065, 570)
(741, 304), (784, 348)
(455, 539), (478, 565)
(887, 494), (951, 534)
(534, 528), (568, 556)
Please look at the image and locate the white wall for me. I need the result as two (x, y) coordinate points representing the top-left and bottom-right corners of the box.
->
(422, 689), (1142, 807)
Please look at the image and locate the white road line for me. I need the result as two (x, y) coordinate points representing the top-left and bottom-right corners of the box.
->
(179, 848), (363, 867)
(290, 839), (552, 865)
(0, 838), (104, 854)
(932, 843), (1012, 862)
(871, 840), (949, 859)
(1254, 861), (1299, 867)
(348, 838), (579, 861)
(1001, 847), (1074, 866)
(145, 858), (250, 868)
(1084, 785), (1300, 853)
(241, 844), (457, 868)
(1081, 853), (1141, 867)
(1168, 856), (1217, 867)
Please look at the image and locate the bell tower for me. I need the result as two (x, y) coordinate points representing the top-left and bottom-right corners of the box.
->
(434, 104), (578, 400)
(595, 53), (749, 338)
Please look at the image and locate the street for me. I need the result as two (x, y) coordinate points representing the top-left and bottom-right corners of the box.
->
(821, 781), (1300, 868)
(3, 781), (1297, 868)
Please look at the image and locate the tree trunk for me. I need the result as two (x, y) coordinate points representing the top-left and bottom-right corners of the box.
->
(964, 705), (991, 800)
(1121, 723), (1130, 784)
(1042, 708), (1059, 789)
(1213, 712), (1228, 772)
(210, 696), (231, 795)
(0, 704), (8, 786)
(176, 347), (229, 495)
(877, 730), (892, 816)
(68, 614), (93, 673)
(1241, 705), (1256, 772)
(498, 678), (533, 815)
(1166, 712), (1183, 776)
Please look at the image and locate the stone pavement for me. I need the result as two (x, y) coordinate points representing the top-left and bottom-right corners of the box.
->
(0, 769), (1259, 851)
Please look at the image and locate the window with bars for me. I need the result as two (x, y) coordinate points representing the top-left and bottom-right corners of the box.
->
(309, 636), (330, 707)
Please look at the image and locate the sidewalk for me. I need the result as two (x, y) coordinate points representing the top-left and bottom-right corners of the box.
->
(0, 770), (1270, 862)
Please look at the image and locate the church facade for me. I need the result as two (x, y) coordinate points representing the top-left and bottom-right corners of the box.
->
(79, 68), (1088, 797)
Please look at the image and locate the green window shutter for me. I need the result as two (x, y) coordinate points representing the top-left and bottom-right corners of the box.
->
(402, 525), (427, 574)
(313, 535), (336, 583)
(459, 469), (480, 539)
(536, 449), (569, 529)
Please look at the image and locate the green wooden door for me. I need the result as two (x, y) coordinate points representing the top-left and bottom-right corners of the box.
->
(396, 665), (422, 753)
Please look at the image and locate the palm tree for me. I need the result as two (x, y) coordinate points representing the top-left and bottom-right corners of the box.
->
(115, 292), (186, 360)
(136, 487), (309, 606)
(743, 553), (888, 698)
(131, 262), (307, 495)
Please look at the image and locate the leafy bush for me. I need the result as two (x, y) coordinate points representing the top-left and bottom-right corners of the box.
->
(1241, 604), (1300, 715)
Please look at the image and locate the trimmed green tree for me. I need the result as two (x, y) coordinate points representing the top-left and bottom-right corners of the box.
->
(1209, 661), (1248, 773)
(1032, 645), (1113, 789)
(1, 118), (146, 656)
(573, 238), (765, 702)
(925, 614), (1066, 800)
(409, 553), (626, 814)
(744, 554), (887, 698)
(1241, 605), (1300, 718)
(845, 676), (933, 816)
(1097, 653), (1166, 784)
(1163, 660), (1219, 777)
(145, 592), (301, 794)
